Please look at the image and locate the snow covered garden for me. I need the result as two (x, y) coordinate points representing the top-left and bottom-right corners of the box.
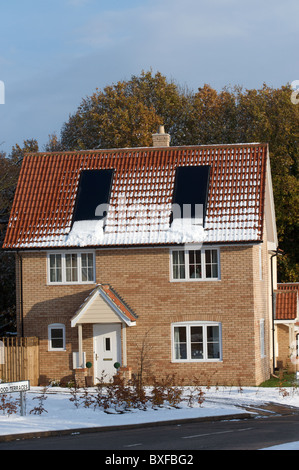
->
(1, 374), (299, 450)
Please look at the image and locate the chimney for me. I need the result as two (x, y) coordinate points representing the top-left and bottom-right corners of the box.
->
(152, 125), (170, 147)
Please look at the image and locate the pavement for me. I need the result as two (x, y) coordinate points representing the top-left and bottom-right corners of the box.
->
(1, 401), (299, 443)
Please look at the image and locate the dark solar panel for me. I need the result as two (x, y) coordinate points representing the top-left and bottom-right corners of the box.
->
(72, 169), (114, 222)
(172, 165), (210, 224)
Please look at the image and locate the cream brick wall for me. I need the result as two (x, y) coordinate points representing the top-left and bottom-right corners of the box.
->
(15, 241), (272, 386)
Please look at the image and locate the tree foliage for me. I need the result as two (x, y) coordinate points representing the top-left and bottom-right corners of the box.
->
(0, 140), (39, 334)
(60, 71), (189, 149)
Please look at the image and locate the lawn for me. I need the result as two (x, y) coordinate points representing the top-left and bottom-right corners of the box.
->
(260, 372), (298, 388)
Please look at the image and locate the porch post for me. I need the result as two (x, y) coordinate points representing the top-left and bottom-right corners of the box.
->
(78, 324), (83, 368)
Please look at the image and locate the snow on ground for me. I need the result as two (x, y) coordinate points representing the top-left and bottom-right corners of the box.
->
(1, 385), (299, 449)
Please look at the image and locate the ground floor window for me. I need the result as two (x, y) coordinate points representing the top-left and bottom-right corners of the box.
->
(172, 322), (222, 362)
(48, 323), (66, 351)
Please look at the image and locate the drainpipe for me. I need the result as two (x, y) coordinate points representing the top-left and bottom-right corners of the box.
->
(270, 249), (283, 373)
(17, 251), (24, 337)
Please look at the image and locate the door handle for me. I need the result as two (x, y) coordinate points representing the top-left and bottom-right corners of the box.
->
(95, 353), (98, 361)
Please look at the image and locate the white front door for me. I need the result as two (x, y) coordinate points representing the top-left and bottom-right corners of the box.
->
(93, 323), (121, 383)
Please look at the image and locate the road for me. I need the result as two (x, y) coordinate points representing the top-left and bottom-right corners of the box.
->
(1, 412), (299, 451)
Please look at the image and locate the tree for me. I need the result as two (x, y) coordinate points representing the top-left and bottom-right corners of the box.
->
(0, 139), (39, 334)
(232, 84), (299, 281)
(60, 70), (189, 150)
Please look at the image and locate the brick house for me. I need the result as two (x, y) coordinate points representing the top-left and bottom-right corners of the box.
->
(3, 128), (279, 386)
(275, 283), (299, 372)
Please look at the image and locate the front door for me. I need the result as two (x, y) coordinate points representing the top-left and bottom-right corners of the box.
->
(93, 323), (121, 383)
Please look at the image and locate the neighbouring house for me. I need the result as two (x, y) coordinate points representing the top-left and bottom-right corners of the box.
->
(275, 283), (299, 372)
(2, 127), (279, 386)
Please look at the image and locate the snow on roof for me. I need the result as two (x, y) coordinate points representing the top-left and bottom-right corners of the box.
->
(3, 143), (268, 249)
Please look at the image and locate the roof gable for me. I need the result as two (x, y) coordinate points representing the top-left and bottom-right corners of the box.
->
(71, 284), (137, 327)
(3, 143), (269, 249)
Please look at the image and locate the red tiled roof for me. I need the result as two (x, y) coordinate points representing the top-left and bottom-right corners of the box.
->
(275, 284), (299, 321)
(3, 143), (268, 249)
(100, 284), (137, 322)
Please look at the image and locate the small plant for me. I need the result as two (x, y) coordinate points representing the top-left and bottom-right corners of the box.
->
(49, 379), (61, 387)
(80, 387), (95, 408)
(0, 394), (18, 415)
(69, 381), (80, 408)
(187, 378), (206, 407)
(30, 387), (48, 415)
(150, 377), (166, 408)
(112, 375), (133, 411)
(129, 374), (148, 410)
(164, 375), (183, 408)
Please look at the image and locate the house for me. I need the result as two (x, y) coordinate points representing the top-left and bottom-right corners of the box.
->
(275, 283), (299, 372)
(2, 127), (279, 386)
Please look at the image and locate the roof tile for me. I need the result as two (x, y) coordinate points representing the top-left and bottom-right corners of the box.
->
(3, 143), (268, 249)
(275, 284), (299, 320)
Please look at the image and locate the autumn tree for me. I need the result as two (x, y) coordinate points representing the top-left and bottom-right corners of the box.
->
(232, 84), (299, 281)
(60, 70), (189, 150)
(0, 139), (39, 334)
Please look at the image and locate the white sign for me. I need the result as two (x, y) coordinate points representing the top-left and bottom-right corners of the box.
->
(0, 380), (30, 394)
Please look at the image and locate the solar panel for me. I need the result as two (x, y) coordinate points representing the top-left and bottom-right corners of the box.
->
(72, 169), (114, 222)
(172, 165), (210, 225)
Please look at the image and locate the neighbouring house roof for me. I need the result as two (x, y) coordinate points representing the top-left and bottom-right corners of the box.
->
(71, 284), (137, 327)
(3, 142), (270, 249)
(275, 283), (299, 321)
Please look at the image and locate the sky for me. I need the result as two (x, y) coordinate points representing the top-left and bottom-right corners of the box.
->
(0, 0), (298, 154)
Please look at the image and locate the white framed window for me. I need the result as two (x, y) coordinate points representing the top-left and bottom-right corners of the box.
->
(47, 251), (95, 284)
(170, 248), (220, 281)
(172, 322), (222, 362)
(48, 323), (66, 351)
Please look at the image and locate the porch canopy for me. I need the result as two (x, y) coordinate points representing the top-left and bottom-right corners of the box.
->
(71, 284), (137, 368)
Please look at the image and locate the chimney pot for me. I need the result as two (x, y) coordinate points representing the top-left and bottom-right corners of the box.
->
(152, 125), (170, 147)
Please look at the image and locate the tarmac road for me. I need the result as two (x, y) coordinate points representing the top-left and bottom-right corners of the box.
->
(1, 410), (299, 451)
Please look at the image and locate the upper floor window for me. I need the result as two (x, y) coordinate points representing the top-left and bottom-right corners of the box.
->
(171, 248), (220, 281)
(48, 252), (95, 284)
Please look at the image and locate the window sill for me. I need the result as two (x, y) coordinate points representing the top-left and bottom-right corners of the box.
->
(47, 282), (96, 286)
(171, 359), (222, 363)
(170, 278), (221, 283)
(48, 349), (67, 352)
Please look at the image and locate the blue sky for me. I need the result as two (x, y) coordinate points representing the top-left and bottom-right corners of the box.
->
(0, 0), (298, 154)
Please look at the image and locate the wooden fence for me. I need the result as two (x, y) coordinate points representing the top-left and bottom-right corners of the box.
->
(0, 337), (39, 386)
